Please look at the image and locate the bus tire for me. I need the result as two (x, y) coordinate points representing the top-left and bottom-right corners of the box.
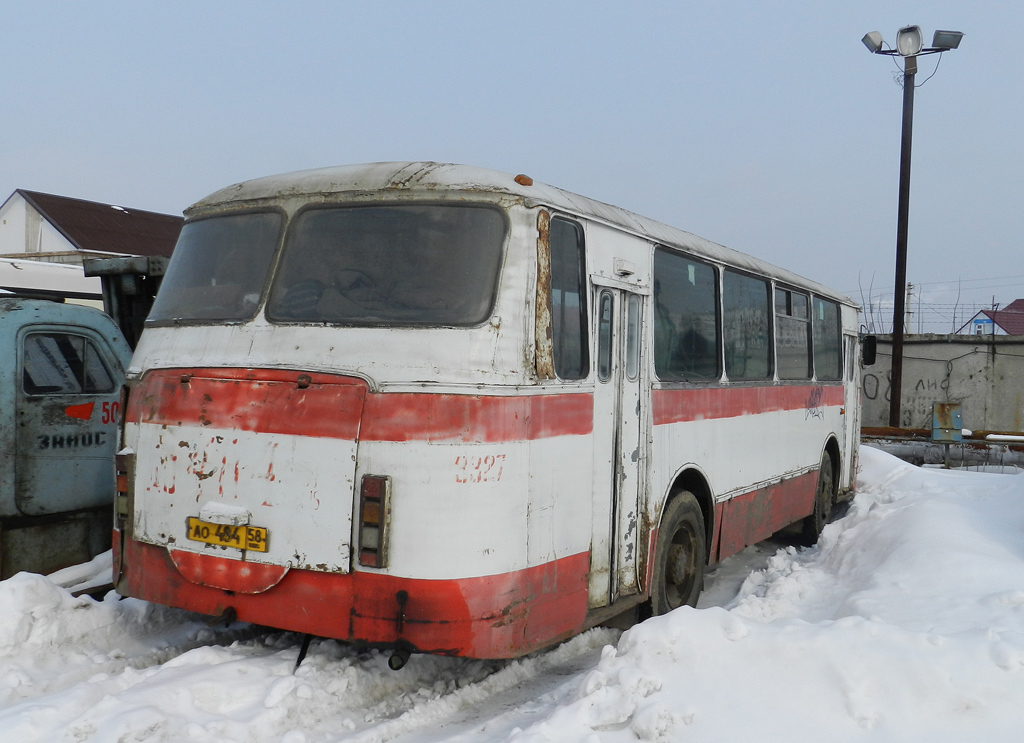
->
(649, 491), (706, 614)
(799, 451), (834, 546)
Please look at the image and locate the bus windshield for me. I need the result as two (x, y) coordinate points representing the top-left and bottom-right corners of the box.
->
(267, 204), (506, 326)
(148, 212), (283, 324)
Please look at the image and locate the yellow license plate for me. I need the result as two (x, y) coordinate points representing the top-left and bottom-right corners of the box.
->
(186, 517), (269, 553)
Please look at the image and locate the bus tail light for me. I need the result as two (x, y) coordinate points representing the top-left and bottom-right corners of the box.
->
(113, 447), (136, 588)
(115, 449), (135, 526)
(358, 475), (392, 568)
(115, 384), (133, 532)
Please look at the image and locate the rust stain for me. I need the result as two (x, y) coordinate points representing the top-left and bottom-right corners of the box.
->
(534, 209), (555, 379)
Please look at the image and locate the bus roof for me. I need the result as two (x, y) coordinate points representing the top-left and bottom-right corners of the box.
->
(190, 162), (854, 307)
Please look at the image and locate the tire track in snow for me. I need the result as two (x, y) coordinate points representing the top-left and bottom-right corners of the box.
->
(332, 628), (621, 743)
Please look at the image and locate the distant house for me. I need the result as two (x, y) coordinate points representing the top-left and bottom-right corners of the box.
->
(956, 299), (1024, 336)
(0, 189), (182, 264)
(0, 189), (182, 303)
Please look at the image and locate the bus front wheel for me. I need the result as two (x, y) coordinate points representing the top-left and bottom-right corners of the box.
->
(649, 491), (706, 614)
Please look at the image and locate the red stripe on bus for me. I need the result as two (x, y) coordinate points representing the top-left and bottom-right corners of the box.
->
(114, 531), (590, 659)
(360, 391), (593, 442)
(129, 368), (593, 442)
(652, 384), (845, 426)
(127, 369), (367, 440)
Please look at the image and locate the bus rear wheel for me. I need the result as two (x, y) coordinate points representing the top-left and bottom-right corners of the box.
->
(799, 452), (834, 546)
(649, 491), (706, 615)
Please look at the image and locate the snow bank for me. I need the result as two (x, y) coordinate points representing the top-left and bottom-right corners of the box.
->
(510, 446), (1024, 742)
(3, 446), (1024, 742)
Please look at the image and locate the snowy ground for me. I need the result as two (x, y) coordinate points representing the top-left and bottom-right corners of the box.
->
(3, 445), (1024, 742)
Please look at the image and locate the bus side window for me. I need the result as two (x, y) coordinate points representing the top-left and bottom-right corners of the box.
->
(723, 270), (772, 380)
(845, 335), (857, 381)
(812, 297), (842, 381)
(653, 248), (720, 381)
(625, 294), (641, 381)
(549, 218), (589, 379)
(775, 288), (811, 380)
(597, 291), (613, 382)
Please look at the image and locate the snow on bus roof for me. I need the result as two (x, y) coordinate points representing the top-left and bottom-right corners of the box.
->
(191, 162), (854, 307)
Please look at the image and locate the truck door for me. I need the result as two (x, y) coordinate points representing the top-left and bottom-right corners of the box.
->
(15, 328), (127, 516)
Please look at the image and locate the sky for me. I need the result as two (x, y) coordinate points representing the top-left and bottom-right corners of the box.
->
(2, 1), (1021, 332)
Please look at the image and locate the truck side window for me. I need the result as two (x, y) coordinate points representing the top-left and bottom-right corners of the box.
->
(22, 333), (115, 395)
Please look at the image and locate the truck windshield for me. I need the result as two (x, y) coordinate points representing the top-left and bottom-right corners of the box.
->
(266, 204), (506, 326)
(147, 212), (283, 324)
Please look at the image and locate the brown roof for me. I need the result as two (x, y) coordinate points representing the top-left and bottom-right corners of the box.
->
(982, 299), (1024, 335)
(18, 189), (183, 258)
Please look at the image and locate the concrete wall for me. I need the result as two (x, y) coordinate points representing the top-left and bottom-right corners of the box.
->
(862, 334), (1024, 433)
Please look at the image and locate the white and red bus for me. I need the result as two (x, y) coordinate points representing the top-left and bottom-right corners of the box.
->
(113, 162), (862, 661)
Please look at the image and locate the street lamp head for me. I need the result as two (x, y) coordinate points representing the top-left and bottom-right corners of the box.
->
(932, 30), (964, 50)
(862, 31), (884, 53)
(896, 25), (924, 56)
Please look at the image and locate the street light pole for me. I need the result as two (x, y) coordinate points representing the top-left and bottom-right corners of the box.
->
(889, 53), (916, 428)
(862, 26), (962, 429)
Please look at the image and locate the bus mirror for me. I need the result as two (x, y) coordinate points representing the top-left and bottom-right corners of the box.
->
(861, 335), (877, 367)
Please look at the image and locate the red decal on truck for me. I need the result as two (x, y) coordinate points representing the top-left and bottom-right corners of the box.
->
(64, 402), (95, 421)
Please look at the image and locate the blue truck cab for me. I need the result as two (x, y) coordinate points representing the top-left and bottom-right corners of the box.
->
(0, 298), (131, 578)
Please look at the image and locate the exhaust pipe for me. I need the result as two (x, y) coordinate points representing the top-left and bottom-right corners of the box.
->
(388, 647), (410, 671)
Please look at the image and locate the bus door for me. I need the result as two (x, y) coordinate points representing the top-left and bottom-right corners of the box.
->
(842, 332), (860, 488)
(589, 286), (646, 607)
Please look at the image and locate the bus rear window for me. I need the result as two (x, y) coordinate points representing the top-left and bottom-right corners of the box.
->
(148, 212), (283, 324)
(267, 205), (506, 326)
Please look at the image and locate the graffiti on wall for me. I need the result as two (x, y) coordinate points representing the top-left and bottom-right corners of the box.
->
(862, 371), (955, 429)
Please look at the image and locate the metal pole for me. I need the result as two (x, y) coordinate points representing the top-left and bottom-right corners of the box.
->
(888, 54), (916, 428)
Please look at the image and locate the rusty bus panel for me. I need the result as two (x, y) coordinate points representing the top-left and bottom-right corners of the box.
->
(534, 209), (555, 379)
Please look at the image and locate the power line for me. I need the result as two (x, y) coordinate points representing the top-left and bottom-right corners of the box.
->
(841, 275), (1024, 296)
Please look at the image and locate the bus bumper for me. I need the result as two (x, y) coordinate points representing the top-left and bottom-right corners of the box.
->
(113, 529), (589, 659)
